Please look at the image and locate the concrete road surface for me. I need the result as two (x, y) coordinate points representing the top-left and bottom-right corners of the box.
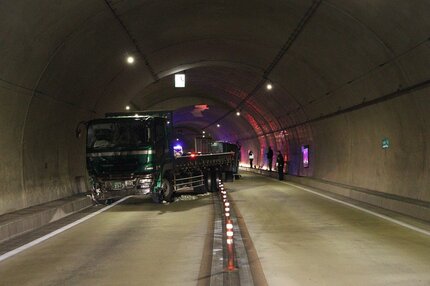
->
(0, 195), (212, 286)
(226, 172), (430, 286)
(1, 173), (430, 286)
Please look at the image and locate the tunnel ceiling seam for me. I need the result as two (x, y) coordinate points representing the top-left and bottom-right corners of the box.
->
(145, 36), (280, 55)
(0, 75), (101, 114)
(91, 67), (127, 112)
(0, 77), (46, 97)
(238, 77), (430, 141)
(201, 0), (322, 131)
(323, 0), (410, 85)
(297, 37), (430, 110)
(324, 0), (400, 57)
(103, 0), (159, 82)
(155, 60), (265, 80)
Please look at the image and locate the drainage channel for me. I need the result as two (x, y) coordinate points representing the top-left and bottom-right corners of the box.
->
(210, 180), (254, 286)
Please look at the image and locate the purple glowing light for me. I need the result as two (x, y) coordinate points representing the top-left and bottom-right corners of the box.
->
(174, 144), (183, 156)
(302, 145), (309, 168)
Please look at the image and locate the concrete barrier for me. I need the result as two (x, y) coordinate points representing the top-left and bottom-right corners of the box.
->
(0, 194), (93, 243)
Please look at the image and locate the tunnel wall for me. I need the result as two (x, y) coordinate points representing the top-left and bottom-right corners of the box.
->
(0, 2), (104, 216)
(0, 88), (90, 216)
(293, 89), (430, 205)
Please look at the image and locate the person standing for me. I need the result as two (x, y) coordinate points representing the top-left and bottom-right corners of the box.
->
(267, 146), (273, 171)
(248, 150), (254, 168)
(277, 151), (285, 180)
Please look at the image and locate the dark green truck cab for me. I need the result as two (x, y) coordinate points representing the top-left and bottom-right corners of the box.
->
(86, 113), (173, 203)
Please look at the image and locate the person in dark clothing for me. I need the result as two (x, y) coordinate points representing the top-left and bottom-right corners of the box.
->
(248, 150), (254, 168)
(277, 151), (285, 180)
(267, 147), (273, 171)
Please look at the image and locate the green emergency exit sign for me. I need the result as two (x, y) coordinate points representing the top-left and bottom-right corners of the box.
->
(382, 138), (390, 149)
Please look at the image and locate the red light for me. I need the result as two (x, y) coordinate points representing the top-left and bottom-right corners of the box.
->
(190, 153), (196, 158)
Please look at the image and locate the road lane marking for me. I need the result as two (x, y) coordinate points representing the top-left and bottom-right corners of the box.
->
(0, 196), (131, 263)
(279, 180), (430, 237)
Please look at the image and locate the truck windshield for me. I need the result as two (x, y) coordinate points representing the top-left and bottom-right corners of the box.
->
(87, 120), (151, 150)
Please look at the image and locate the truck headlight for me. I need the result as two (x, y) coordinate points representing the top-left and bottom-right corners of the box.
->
(125, 180), (135, 187)
(138, 178), (152, 184)
(138, 175), (153, 187)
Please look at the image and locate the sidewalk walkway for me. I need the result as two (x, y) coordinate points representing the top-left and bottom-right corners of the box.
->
(0, 194), (93, 243)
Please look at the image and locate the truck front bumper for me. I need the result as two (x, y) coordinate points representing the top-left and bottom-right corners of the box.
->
(91, 174), (154, 201)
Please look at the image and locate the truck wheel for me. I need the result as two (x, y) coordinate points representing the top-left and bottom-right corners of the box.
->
(205, 172), (216, 193)
(194, 183), (207, 193)
(161, 178), (173, 202)
(193, 171), (206, 193)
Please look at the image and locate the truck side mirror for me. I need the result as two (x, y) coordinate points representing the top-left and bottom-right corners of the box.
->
(75, 121), (88, 139)
(75, 128), (82, 139)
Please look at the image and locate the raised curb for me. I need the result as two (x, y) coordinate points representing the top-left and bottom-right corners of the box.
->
(0, 195), (93, 243)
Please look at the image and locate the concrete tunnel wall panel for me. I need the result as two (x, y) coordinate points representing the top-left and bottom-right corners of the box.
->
(311, 93), (430, 202)
(22, 97), (87, 207)
(0, 90), (28, 214)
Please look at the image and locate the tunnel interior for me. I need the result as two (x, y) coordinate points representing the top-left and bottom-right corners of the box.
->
(0, 0), (429, 215)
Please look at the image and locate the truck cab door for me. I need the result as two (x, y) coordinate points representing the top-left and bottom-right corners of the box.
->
(153, 118), (169, 166)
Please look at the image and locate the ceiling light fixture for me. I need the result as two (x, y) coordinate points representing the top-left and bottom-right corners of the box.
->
(175, 73), (186, 88)
(266, 83), (273, 90)
(126, 56), (135, 64)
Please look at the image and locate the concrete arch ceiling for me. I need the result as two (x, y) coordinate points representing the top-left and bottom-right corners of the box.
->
(6, 0), (428, 141)
(68, 0), (428, 143)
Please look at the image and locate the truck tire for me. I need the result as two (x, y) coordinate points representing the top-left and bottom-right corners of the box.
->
(194, 182), (206, 194)
(193, 171), (206, 193)
(206, 170), (219, 193)
(161, 178), (174, 202)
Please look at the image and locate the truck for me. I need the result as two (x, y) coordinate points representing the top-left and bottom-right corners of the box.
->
(83, 111), (236, 204)
(210, 141), (241, 178)
(195, 137), (241, 180)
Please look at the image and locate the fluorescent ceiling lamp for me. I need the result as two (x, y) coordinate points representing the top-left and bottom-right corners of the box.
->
(175, 74), (186, 88)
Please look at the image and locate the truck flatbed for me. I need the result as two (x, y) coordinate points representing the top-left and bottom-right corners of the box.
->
(174, 152), (235, 169)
